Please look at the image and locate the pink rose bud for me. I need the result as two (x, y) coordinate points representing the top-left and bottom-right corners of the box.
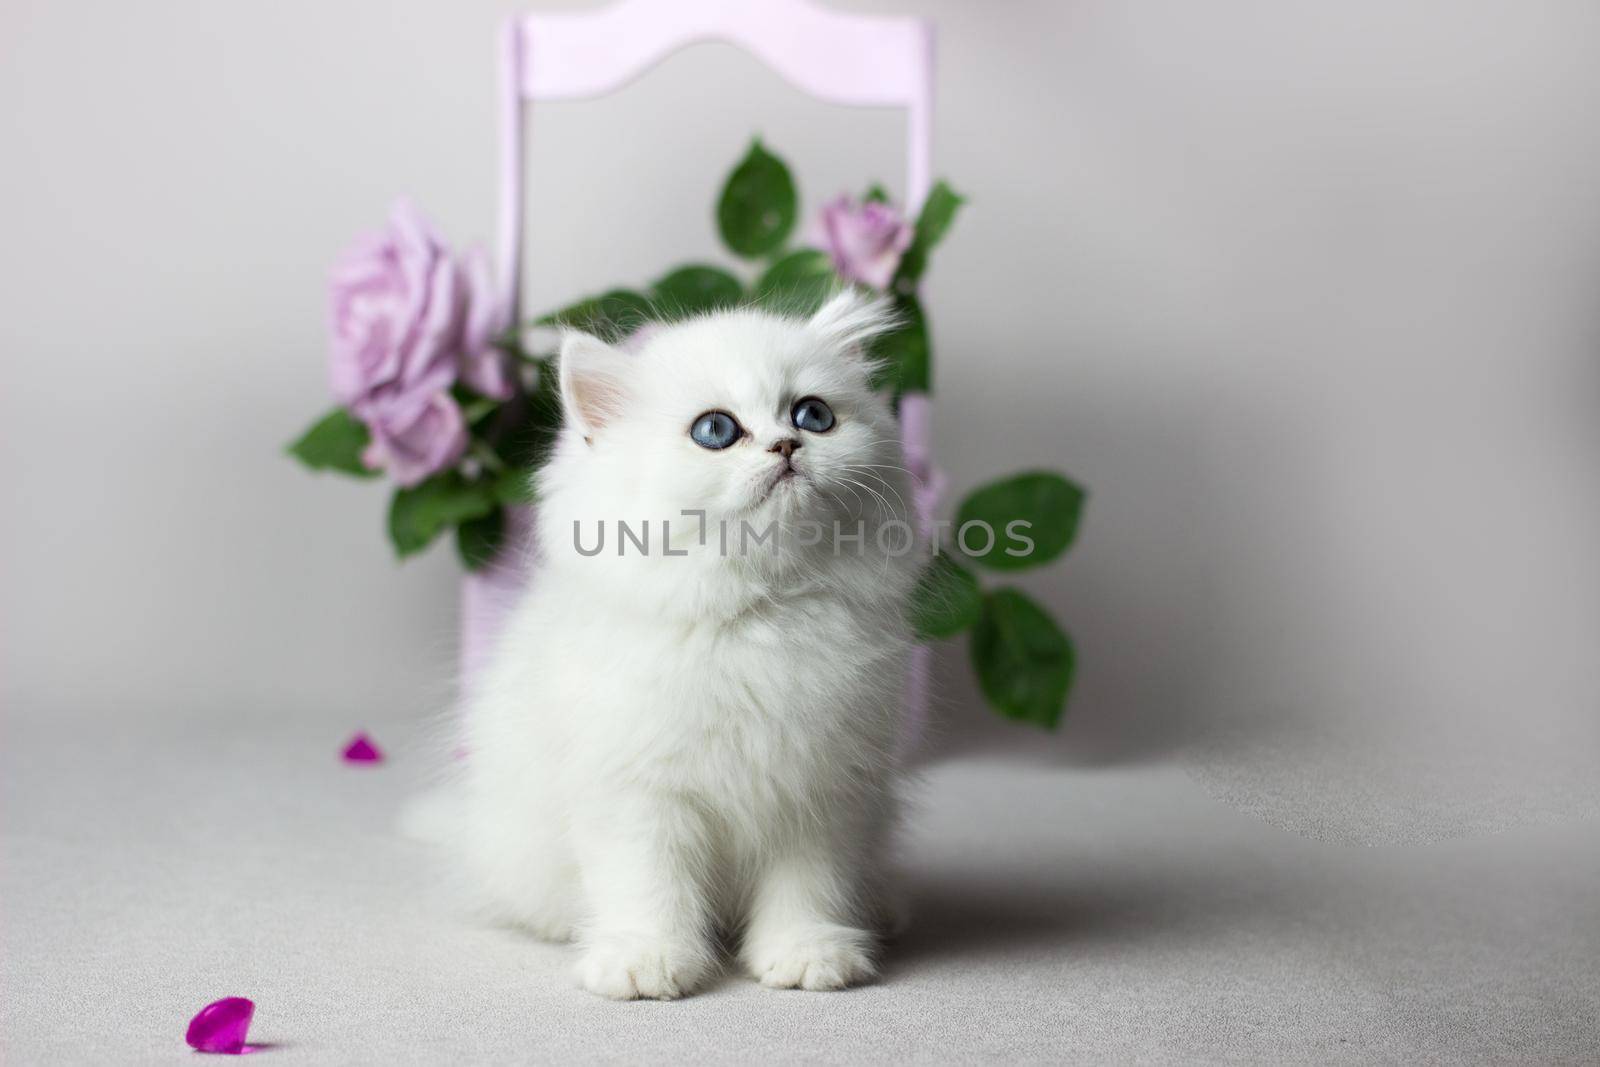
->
(813, 194), (914, 291)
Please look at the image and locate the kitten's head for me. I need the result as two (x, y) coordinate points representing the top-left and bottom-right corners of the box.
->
(547, 291), (905, 550)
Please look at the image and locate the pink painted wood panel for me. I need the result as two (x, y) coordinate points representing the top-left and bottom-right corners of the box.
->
(468, 0), (939, 752)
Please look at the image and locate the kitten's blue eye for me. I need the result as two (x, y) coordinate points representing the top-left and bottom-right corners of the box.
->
(791, 397), (835, 433)
(690, 411), (742, 449)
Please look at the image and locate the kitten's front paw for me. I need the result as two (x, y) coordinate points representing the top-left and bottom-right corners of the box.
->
(577, 936), (711, 1000)
(744, 924), (878, 991)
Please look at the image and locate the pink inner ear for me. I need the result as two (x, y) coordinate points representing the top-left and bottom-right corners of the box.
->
(569, 371), (627, 433)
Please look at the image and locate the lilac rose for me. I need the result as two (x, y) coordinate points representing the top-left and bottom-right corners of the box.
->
(813, 194), (914, 290)
(359, 389), (468, 488)
(328, 200), (464, 414)
(458, 247), (515, 401)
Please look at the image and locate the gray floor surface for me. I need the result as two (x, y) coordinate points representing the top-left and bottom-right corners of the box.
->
(3, 716), (1597, 1064)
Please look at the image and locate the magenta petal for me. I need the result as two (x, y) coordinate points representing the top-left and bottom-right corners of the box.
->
(342, 732), (383, 763)
(186, 997), (254, 1055)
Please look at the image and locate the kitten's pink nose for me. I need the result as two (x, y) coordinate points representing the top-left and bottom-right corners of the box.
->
(768, 438), (801, 460)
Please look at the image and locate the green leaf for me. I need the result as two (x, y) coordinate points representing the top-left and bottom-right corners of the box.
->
(500, 362), (563, 470)
(492, 465), (537, 505)
(491, 325), (525, 353)
(969, 588), (1074, 728)
(287, 408), (376, 478)
(910, 554), (983, 639)
(894, 181), (965, 288)
(955, 471), (1086, 571)
(460, 396), (500, 425)
(872, 292), (930, 394)
(651, 265), (743, 319)
(386, 472), (498, 560)
(717, 139), (798, 258)
(535, 288), (654, 338)
(753, 248), (837, 315)
(534, 300), (587, 329)
(456, 507), (506, 571)
(863, 183), (890, 204)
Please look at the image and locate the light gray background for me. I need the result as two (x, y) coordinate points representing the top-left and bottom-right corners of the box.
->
(4, 1), (1600, 1062)
(4, 0), (1598, 835)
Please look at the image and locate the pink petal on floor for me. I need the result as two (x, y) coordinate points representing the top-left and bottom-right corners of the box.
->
(342, 732), (383, 763)
(186, 997), (254, 1054)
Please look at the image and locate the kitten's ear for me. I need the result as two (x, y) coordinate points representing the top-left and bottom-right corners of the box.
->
(558, 331), (632, 441)
(808, 288), (898, 353)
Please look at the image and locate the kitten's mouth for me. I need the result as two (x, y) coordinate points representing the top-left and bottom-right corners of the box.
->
(758, 463), (806, 502)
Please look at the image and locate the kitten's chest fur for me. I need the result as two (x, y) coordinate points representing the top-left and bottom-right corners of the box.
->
(559, 584), (905, 804)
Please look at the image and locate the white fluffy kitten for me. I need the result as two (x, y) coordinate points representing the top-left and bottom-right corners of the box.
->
(455, 291), (919, 999)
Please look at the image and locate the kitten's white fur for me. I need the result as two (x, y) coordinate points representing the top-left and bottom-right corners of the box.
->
(451, 292), (918, 999)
